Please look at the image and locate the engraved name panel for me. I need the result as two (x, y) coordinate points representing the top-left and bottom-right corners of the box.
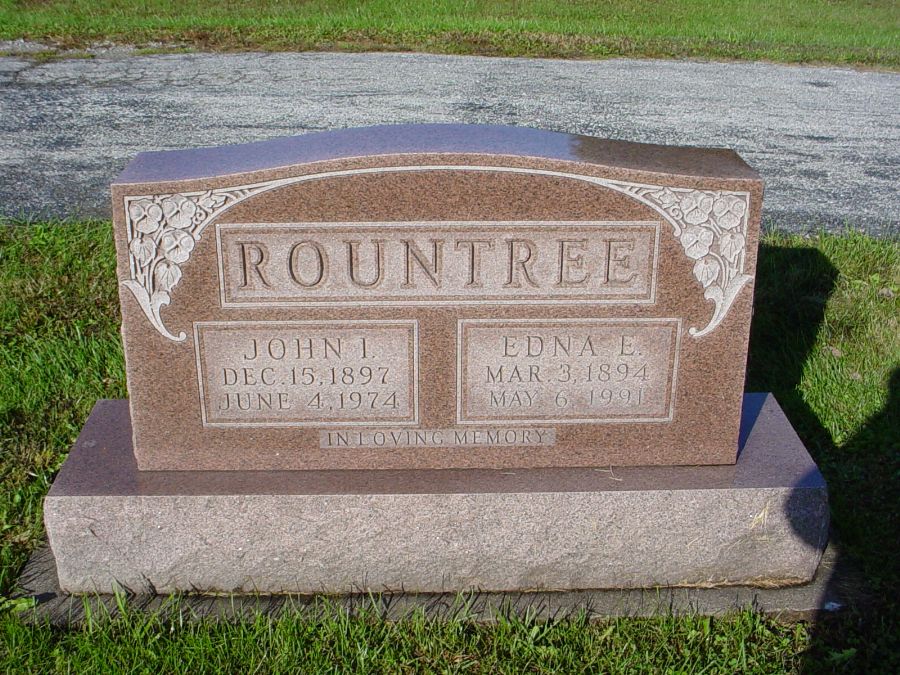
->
(216, 221), (659, 307)
(458, 319), (681, 424)
(194, 321), (418, 426)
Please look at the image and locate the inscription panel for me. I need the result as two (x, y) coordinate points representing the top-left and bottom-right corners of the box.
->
(194, 321), (418, 427)
(319, 427), (556, 449)
(217, 221), (660, 306)
(458, 319), (680, 424)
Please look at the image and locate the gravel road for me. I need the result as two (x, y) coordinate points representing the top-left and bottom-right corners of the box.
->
(1, 50), (897, 235)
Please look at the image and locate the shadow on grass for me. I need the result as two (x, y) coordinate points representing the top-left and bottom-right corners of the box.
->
(749, 241), (899, 672)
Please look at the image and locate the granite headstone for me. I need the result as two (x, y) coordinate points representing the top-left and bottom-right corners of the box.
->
(42, 125), (829, 597)
(111, 124), (762, 471)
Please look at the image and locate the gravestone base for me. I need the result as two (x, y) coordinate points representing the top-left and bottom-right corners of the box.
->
(16, 540), (855, 625)
(44, 394), (829, 596)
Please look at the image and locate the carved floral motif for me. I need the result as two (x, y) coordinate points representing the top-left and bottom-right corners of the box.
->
(122, 188), (257, 341)
(615, 185), (753, 337)
(121, 168), (751, 342)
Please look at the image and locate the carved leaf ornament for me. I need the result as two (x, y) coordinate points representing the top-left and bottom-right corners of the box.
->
(122, 167), (751, 342)
(624, 185), (753, 337)
(122, 188), (255, 341)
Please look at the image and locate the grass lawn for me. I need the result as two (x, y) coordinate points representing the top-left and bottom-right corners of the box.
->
(1, 0), (898, 68)
(0, 221), (898, 671)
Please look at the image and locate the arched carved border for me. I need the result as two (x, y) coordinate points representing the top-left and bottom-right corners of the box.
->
(121, 165), (751, 341)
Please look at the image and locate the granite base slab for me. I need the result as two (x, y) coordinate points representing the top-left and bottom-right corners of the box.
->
(44, 395), (829, 595)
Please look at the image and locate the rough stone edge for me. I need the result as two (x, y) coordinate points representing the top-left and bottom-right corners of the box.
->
(44, 487), (827, 595)
(12, 540), (860, 626)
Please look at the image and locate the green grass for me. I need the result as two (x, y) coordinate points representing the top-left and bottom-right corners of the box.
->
(0, 222), (898, 671)
(2, 602), (812, 673)
(1, 0), (898, 68)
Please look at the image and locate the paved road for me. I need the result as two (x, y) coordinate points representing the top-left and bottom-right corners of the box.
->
(1, 51), (898, 235)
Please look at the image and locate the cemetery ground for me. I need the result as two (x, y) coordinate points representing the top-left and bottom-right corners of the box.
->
(0, 0), (898, 69)
(0, 221), (895, 671)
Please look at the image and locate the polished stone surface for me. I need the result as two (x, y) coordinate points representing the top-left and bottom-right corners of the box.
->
(44, 395), (829, 594)
(112, 124), (763, 470)
(115, 123), (758, 183)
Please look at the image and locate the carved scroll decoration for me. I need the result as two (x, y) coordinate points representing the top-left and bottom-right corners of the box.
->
(122, 188), (260, 341)
(613, 184), (752, 337)
(122, 166), (751, 342)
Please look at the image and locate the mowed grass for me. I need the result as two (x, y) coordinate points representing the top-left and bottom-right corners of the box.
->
(0, 221), (898, 671)
(2, 603), (813, 673)
(1, 0), (898, 68)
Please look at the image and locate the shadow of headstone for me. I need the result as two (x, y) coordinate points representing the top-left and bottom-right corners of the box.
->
(797, 369), (898, 672)
(749, 240), (898, 670)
